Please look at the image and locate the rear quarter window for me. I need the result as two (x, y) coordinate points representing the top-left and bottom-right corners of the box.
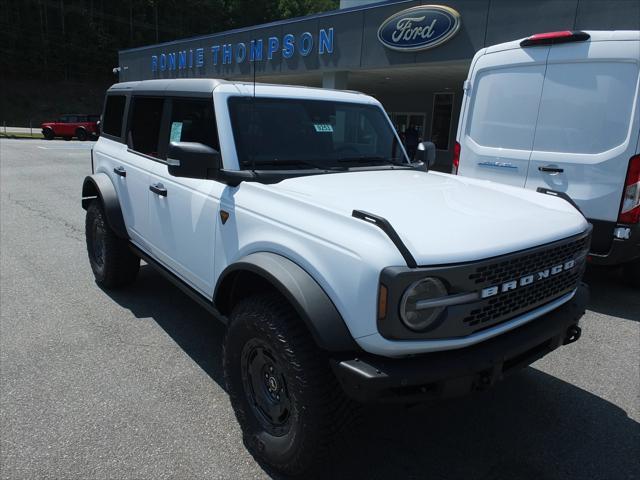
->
(102, 95), (127, 138)
(466, 65), (546, 150)
(533, 62), (639, 154)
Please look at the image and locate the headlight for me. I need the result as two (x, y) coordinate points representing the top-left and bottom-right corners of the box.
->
(400, 277), (448, 331)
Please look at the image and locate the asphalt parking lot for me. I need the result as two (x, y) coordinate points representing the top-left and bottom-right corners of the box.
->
(1, 138), (638, 480)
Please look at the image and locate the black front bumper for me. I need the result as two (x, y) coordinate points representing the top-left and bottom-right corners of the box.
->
(332, 283), (588, 403)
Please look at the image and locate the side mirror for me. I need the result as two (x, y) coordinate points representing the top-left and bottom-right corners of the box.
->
(415, 141), (436, 169)
(167, 142), (221, 179)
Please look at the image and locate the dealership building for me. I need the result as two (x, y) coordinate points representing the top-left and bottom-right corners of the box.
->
(118, 0), (640, 170)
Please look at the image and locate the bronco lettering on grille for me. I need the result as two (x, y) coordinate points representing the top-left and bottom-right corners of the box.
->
(480, 259), (576, 299)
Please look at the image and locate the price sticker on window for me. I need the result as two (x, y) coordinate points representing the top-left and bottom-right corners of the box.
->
(170, 122), (183, 142)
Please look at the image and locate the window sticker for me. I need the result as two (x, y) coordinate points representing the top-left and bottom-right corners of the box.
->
(170, 122), (183, 142)
(313, 123), (334, 133)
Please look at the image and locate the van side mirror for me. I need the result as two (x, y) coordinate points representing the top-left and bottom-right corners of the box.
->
(415, 141), (436, 169)
(167, 142), (221, 179)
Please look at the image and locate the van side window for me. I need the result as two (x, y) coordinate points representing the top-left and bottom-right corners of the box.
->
(102, 95), (126, 137)
(534, 62), (639, 154)
(467, 66), (545, 150)
(168, 99), (219, 150)
(128, 97), (164, 157)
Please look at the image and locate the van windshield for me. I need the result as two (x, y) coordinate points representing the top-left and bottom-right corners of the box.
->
(228, 97), (408, 170)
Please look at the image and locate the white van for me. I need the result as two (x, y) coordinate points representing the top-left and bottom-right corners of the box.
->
(455, 30), (640, 285)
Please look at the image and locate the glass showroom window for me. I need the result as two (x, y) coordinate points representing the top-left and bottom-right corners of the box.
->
(430, 93), (454, 151)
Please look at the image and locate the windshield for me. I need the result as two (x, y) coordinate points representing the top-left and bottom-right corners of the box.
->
(228, 97), (408, 170)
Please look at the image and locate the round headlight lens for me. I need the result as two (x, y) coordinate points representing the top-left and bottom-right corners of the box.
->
(400, 277), (448, 331)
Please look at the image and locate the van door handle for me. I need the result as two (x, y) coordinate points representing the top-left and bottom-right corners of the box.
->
(113, 166), (126, 177)
(149, 183), (167, 197)
(538, 165), (564, 174)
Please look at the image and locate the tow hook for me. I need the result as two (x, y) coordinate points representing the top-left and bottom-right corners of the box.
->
(563, 325), (582, 345)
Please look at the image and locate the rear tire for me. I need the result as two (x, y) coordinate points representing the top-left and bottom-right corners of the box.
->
(76, 128), (88, 141)
(623, 259), (640, 288)
(85, 201), (139, 289)
(223, 294), (358, 477)
(43, 128), (54, 140)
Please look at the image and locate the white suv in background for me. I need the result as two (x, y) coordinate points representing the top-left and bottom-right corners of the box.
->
(83, 79), (590, 476)
(455, 30), (640, 285)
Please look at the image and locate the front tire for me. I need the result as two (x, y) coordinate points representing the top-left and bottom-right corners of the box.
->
(43, 128), (54, 140)
(223, 294), (357, 477)
(85, 201), (139, 289)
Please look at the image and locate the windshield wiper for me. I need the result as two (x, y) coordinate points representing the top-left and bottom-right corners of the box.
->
(336, 156), (412, 167)
(244, 159), (347, 171)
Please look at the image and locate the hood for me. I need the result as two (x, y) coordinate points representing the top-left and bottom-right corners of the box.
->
(269, 169), (588, 265)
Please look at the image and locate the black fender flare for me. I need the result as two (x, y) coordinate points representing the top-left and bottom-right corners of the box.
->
(215, 252), (359, 353)
(81, 173), (128, 239)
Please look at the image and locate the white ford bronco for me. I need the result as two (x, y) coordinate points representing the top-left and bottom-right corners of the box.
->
(83, 79), (590, 476)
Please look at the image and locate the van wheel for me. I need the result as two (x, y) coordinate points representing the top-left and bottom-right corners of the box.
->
(85, 201), (139, 289)
(76, 128), (88, 141)
(223, 294), (358, 477)
(43, 128), (54, 140)
(623, 259), (640, 288)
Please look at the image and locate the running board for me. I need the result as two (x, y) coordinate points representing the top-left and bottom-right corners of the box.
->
(129, 244), (228, 326)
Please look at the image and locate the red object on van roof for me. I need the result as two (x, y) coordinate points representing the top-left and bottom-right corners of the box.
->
(520, 31), (590, 47)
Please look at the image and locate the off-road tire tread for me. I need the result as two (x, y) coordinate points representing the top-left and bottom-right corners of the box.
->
(223, 294), (359, 478)
(85, 201), (139, 289)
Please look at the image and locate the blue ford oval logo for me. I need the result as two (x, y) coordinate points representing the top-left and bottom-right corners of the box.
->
(377, 5), (461, 52)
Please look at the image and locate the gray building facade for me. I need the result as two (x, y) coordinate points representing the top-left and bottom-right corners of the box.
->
(118, 0), (640, 170)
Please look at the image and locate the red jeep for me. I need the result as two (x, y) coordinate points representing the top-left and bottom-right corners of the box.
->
(41, 114), (100, 141)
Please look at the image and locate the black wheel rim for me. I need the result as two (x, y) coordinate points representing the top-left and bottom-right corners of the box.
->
(241, 339), (292, 436)
(90, 219), (106, 268)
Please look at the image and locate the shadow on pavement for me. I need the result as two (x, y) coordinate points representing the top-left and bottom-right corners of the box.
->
(584, 265), (640, 322)
(103, 264), (639, 480)
(325, 366), (639, 480)
(103, 265), (228, 390)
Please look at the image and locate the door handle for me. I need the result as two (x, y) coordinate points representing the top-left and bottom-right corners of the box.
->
(538, 165), (564, 174)
(113, 166), (126, 177)
(149, 183), (167, 197)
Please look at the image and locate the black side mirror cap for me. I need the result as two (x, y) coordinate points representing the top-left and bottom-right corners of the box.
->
(415, 141), (436, 169)
(167, 142), (221, 179)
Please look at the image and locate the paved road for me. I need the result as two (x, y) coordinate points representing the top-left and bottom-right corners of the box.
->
(1, 139), (638, 480)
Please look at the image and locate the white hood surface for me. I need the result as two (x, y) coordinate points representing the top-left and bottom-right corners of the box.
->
(269, 169), (589, 265)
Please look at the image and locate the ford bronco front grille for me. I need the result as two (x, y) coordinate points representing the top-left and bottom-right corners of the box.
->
(377, 228), (591, 341)
(463, 234), (590, 331)
(467, 235), (590, 286)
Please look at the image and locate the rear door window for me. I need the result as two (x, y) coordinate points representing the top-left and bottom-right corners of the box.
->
(533, 62), (639, 154)
(467, 65), (546, 151)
